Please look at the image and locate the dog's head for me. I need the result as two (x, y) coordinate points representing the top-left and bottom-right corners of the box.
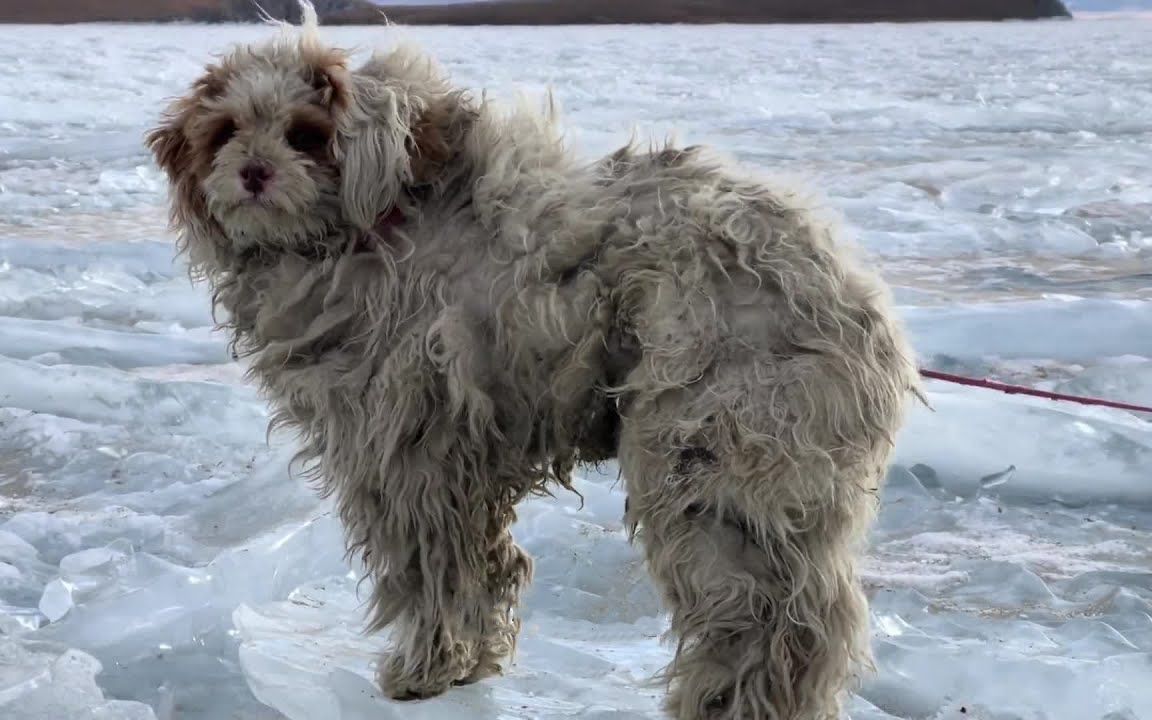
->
(147, 5), (470, 271)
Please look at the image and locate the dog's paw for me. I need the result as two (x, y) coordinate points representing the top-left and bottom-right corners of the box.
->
(389, 689), (440, 702)
(667, 688), (733, 720)
(703, 691), (732, 717)
(376, 652), (458, 702)
(452, 656), (504, 687)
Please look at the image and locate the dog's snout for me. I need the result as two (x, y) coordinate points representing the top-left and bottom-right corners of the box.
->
(239, 162), (273, 195)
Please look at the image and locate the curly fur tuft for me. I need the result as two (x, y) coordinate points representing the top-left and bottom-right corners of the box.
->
(148, 8), (920, 718)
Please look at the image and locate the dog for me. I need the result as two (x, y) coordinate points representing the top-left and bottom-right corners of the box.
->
(146, 7), (919, 718)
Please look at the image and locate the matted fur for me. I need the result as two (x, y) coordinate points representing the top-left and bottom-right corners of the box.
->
(147, 6), (921, 718)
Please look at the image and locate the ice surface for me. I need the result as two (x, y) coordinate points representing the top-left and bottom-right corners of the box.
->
(0, 639), (156, 720)
(1, 17), (1151, 720)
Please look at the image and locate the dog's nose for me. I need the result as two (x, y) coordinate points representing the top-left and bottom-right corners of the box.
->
(239, 162), (273, 195)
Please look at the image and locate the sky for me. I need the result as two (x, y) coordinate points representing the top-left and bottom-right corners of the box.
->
(1068, 0), (1152, 9)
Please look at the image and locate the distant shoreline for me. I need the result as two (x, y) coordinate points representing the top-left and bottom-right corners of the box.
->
(0, 0), (1074, 26)
(351, 0), (1075, 26)
(0, 18), (1083, 26)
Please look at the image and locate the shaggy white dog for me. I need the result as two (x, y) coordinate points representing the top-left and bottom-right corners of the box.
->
(146, 8), (919, 719)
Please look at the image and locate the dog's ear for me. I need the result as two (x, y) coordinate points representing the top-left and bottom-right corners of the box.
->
(146, 64), (230, 175)
(146, 96), (194, 179)
(407, 92), (473, 187)
(146, 65), (235, 232)
(146, 91), (210, 231)
(334, 74), (474, 230)
(333, 72), (416, 231)
(302, 48), (352, 110)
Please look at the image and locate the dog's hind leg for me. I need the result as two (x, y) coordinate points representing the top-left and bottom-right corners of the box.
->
(619, 356), (894, 720)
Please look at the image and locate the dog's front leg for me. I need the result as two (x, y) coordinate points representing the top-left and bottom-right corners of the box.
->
(337, 440), (530, 701)
(460, 496), (532, 687)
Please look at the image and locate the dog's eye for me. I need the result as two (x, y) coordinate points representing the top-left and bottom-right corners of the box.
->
(286, 123), (329, 154)
(210, 119), (236, 150)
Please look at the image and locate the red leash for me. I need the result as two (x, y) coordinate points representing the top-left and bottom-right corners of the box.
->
(919, 369), (1152, 415)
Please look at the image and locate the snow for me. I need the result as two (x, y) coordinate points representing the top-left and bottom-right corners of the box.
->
(1, 17), (1151, 720)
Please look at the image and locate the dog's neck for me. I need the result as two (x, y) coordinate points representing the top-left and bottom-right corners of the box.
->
(231, 206), (407, 267)
(198, 204), (412, 366)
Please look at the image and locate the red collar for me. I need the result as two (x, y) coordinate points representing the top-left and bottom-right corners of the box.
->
(356, 206), (405, 252)
(375, 206), (405, 233)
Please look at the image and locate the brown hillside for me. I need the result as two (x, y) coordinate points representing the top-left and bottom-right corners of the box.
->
(0, 0), (222, 23)
(0, 0), (368, 23)
(0, 0), (1072, 24)
(352, 0), (1073, 25)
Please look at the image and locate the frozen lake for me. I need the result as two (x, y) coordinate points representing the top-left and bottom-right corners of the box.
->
(1, 16), (1151, 720)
